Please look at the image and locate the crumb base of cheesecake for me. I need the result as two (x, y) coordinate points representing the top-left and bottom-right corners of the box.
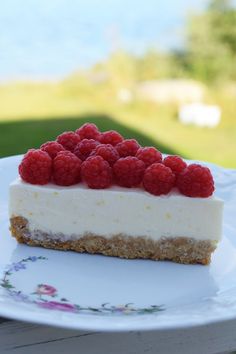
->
(10, 216), (217, 265)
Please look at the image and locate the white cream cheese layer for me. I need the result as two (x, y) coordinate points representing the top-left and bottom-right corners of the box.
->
(9, 178), (223, 241)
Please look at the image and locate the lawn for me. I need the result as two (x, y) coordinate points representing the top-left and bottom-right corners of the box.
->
(0, 81), (235, 168)
(0, 114), (177, 158)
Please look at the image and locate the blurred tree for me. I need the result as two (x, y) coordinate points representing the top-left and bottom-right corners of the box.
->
(84, 0), (236, 87)
(106, 51), (137, 88)
(135, 50), (173, 81)
(185, 0), (236, 83)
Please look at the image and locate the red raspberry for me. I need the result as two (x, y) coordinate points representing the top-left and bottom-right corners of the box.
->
(116, 139), (140, 157)
(53, 151), (82, 186)
(163, 155), (187, 176)
(100, 130), (123, 146)
(81, 156), (112, 189)
(136, 147), (162, 167)
(74, 139), (99, 161)
(19, 149), (52, 185)
(90, 144), (119, 166)
(40, 141), (65, 159)
(113, 157), (145, 187)
(56, 131), (81, 152)
(143, 163), (175, 195)
(76, 123), (101, 141)
(176, 164), (214, 197)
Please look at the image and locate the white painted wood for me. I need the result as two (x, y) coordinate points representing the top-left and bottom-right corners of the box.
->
(0, 319), (235, 354)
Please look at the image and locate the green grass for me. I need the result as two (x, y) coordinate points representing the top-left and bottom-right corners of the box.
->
(0, 80), (235, 168)
(0, 114), (177, 158)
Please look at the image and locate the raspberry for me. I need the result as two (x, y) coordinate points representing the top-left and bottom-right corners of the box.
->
(163, 155), (187, 176)
(136, 147), (162, 167)
(76, 123), (101, 141)
(113, 157), (145, 187)
(56, 131), (81, 152)
(53, 151), (82, 186)
(143, 163), (175, 195)
(81, 156), (112, 189)
(176, 164), (214, 197)
(90, 144), (119, 166)
(74, 139), (99, 161)
(116, 139), (140, 157)
(40, 141), (65, 159)
(100, 130), (123, 146)
(19, 149), (52, 185)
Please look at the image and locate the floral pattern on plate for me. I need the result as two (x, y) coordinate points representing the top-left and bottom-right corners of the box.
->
(0, 256), (164, 316)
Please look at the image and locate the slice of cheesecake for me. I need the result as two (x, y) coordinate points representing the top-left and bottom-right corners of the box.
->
(9, 123), (224, 265)
(9, 178), (223, 265)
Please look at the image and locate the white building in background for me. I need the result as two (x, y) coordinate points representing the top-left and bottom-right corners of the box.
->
(117, 88), (133, 103)
(136, 79), (205, 104)
(135, 79), (221, 128)
(178, 103), (221, 128)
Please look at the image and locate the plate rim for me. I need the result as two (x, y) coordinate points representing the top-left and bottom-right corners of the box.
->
(0, 154), (236, 332)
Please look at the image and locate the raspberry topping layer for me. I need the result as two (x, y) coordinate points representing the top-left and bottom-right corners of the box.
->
(56, 131), (81, 152)
(116, 139), (140, 157)
(40, 141), (65, 159)
(113, 157), (145, 187)
(19, 149), (52, 185)
(75, 123), (101, 141)
(176, 164), (215, 198)
(136, 147), (162, 166)
(81, 156), (112, 189)
(74, 139), (99, 161)
(90, 144), (119, 166)
(18, 122), (215, 197)
(53, 151), (82, 186)
(163, 155), (187, 176)
(100, 130), (123, 146)
(143, 163), (175, 196)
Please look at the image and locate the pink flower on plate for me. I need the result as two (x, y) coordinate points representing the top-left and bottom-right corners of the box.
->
(35, 284), (57, 296)
(36, 301), (77, 312)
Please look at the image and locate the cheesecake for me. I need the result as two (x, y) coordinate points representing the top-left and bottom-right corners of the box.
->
(9, 123), (224, 265)
(10, 179), (223, 265)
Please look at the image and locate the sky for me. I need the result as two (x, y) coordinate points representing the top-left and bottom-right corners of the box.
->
(0, 0), (207, 81)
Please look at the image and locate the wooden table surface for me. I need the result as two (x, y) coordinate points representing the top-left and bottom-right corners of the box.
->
(0, 317), (235, 354)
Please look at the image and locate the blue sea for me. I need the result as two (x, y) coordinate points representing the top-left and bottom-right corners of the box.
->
(0, 0), (206, 81)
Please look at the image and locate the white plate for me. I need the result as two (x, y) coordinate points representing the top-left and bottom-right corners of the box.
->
(0, 155), (236, 332)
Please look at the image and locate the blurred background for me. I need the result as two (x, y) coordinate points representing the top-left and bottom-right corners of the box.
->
(0, 0), (235, 167)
